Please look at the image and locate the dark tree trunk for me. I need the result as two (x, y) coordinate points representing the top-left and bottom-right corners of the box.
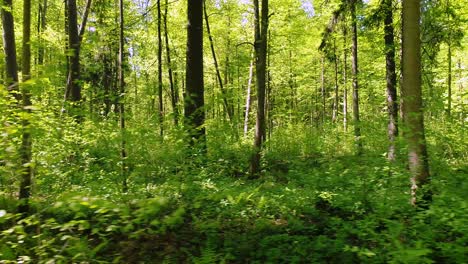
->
(320, 56), (326, 124)
(164, 0), (179, 126)
(1, 0), (19, 99)
(402, 0), (431, 206)
(185, 0), (206, 148)
(249, 0), (269, 177)
(65, 0), (82, 118)
(350, 0), (362, 154)
(118, 0), (128, 192)
(204, 0), (233, 121)
(37, 0), (48, 66)
(18, 0), (33, 215)
(342, 22), (348, 132)
(157, 0), (164, 136)
(383, 0), (398, 161)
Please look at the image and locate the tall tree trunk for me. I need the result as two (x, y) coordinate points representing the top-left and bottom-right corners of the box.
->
(249, 0), (269, 177)
(447, 42), (452, 118)
(65, 0), (82, 119)
(203, 0), (233, 121)
(244, 53), (254, 137)
(19, 0), (33, 214)
(37, 0), (48, 66)
(402, 0), (431, 206)
(118, 0), (128, 192)
(384, 0), (398, 161)
(185, 0), (206, 148)
(1, 0), (19, 99)
(332, 38), (339, 123)
(343, 22), (348, 132)
(320, 56), (326, 124)
(164, 0), (179, 126)
(351, 0), (362, 154)
(157, 0), (164, 136)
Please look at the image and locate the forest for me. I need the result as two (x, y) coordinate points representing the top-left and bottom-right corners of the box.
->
(0, 0), (467, 262)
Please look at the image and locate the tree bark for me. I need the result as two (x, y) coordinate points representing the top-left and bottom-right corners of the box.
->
(18, 0), (33, 214)
(244, 53), (255, 137)
(332, 38), (339, 123)
(402, 0), (431, 206)
(185, 0), (206, 149)
(157, 0), (164, 136)
(384, 0), (398, 161)
(65, 0), (82, 119)
(342, 21), (348, 132)
(118, 0), (128, 192)
(37, 0), (48, 66)
(249, 0), (269, 177)
(1, 0), (20, 99)
(351, 0), (362, 154)
(164, 0), (179, 126)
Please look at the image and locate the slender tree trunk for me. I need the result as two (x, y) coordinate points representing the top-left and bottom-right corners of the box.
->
(402, 0), (431, 206)
(332, 38), (339, 123)
(249, 0), (269, 177)
(351, 0), (362, 154)
(185, 0), (206, 148)
(1, 0), (19, 99)
(157, 0), (164, 136)
(38, 0), (48, 66)
(384, 0), (398, 161)
(321, 56), (326, 124)
(118, 0), (128, 192)
(447, 42), (452, 118)
(203, 0), (233, 121)
(18, 0), (33, 214)
(164, 0), (179, 126)
(244, 53), (254, 136)
(343, 22), (348, 132)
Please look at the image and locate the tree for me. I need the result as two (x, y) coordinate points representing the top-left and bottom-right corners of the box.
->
(204, 0), (233, 121)
(383, 0), (398, 162)
(157, 0), (164, 136)
(65, 0), (92, 119)
(185, 0), (206, 148)
(249, 0), (269, 177)
(163, 0), (179, 126)
(1, 0), (19, 99)
(65, 0), (82, 115)
(402, 0), (431, 206)
(350, 0), (362, 155)
(118, 0), (128, 192)
(18, 0), (33, 214)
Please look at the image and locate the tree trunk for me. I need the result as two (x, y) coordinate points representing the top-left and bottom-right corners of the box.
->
(402, 0), (431, 206)
(244, 53), (254, 137)
(332, 38), (339, 123)
(343, 22), (348, 132)
(384, 0), (398, 161)
(447, 42), (452, 118)
(37, 0), (48, 66)
(164, 0), (179, 126)
(65, 0), (82, 119)
(18, 0), (33, 214)
(185, 0), (206, 149)
(204, 0), (233, 121)
(157, 0), (164, 136)
(1, 0), (20, 99)
(249, 0), (269, 177)
(118, 0), (128, 192)
(321, 56), (326, 124)
(351, 0), (362, 154)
